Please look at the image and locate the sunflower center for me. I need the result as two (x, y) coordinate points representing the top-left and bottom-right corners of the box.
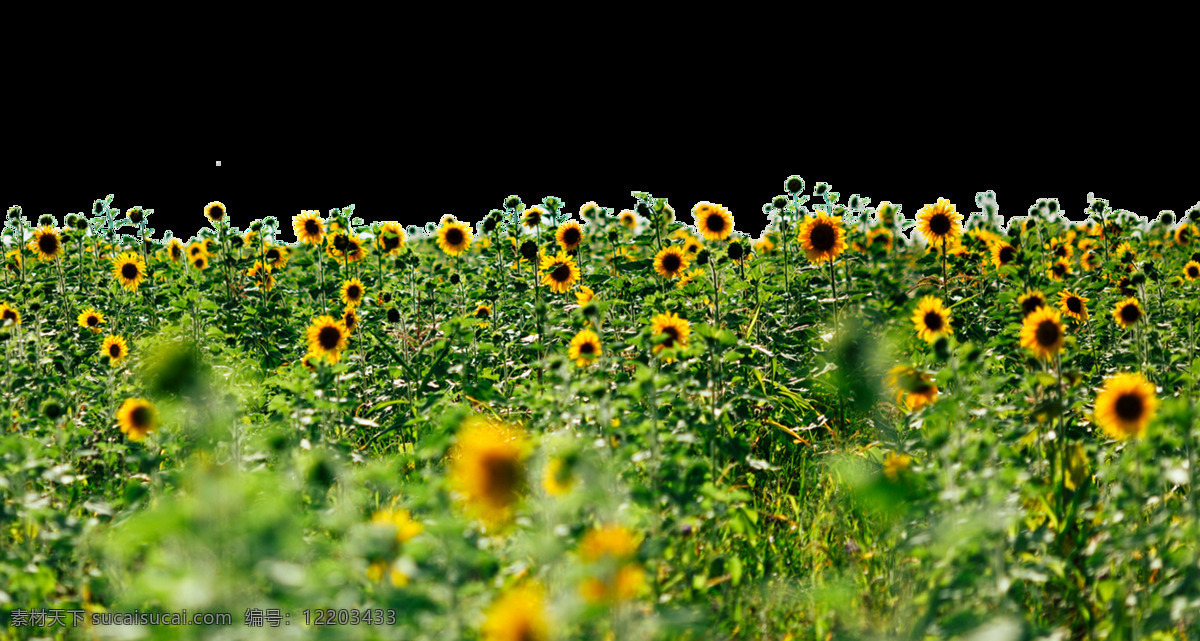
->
(480, 452), (521, 504)
(318, 326), (342, 350)
(38, 234), (59, 255)
(929, 213), (951, 236)
(194, 258), (204, 268)
(923, 311), (944, 332)
(579, 341), (595, 355)
(383, 235), (400, 250)
(661, 326), (679, 348)
(344, 313), (357, 330)
(333, 235), (349, 251)
(999, 246), (1015, 263)
(347, 285), (362, 300)
(171, 245), (182, 259)
(2, 310), (15, 322)
(911, 382), (933, 396)
(1053, 263), (1067, 276)
(305, 219), (320, 235)
(563, 228), (581, 246)
(129, 406), (152, 429)
(1120, 303), (1141, 323)
(266, 249), (280, 261)
(190, 246), (201, 256)
(445, 228), (464, 246)
(1055, 245), (1067, 258)
(209, 206), (224, 220)
(1035, 320), (1061, 347)
(87, 315), (98, 326)
(552, 264), (571, 282)
(476, 307), (490, 318)
(121, 263), (138, 280)
(809, 222), (835, 252)
(1022, 297), (1044, 315)
(706, 213), (727, 234)
(1190, 266), (1199, 278)
(661, 253), (681, 273)
(1114, 392), (1145, 422)
(1067, 297), (1082, 314)
(109, 344), (121, 357)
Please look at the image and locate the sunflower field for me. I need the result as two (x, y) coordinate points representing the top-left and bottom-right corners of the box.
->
(3, 181), (1200, 640)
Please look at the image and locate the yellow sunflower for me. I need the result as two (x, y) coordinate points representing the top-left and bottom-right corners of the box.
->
(436, 220), (473, 257)
(542, 458), (576, 496)
(305, 315), (349, 363)
(263, 244), (289, 270)
(1018, 289), (1047, 316)
(1175, 223), (1196, 246)
(523, 205), (547, 229)
(1093, 372), (1158, 440)
(882, 452), (912, 481)
(77, 308), (105, 333)
(187, 242), (207, 259)
(340, 236), (368, 263)
(293, 210), (325, 245)
(1114, 241), (1137, 264)
(449, 416), (529, 524)
(797, 212), (847, 263)
(116, 398), (158, 442)
(112, 252), (146, 291)
(650, 312), (691, 357)
(370, 508), (424, 545)
(165, 238), (185, 263)
(376, 222), (407, 255)
(1019, 306), (1066, 360)
(1058, 291), (1089, 322)
(579, 524), (639, 562)
(1047, 257), (1072, 281)
(865, 227), (892, 253)
(342, 306), (359, 334)
(540, 252), (580, 294)
(482, 584), (549, 641)
(568, 329), (602, 366)
(653, 246), (690, 279)
(1112, 297), (1143, 329)
(1184, 260), (1200, 281)
(340, 278), (366, 308)
(474, 303), (493, 321)
(203, 201), (227, 224)
(1045, 237), (1074, 261)
(915, 198), (963, 247)
(618, 209), (638, 229)
(0, 303), (20, 327)
(556, 220), (584, 252)
(885, 365), (939, 411)
(990, 242), (1017, 269)
(1080, 250), (1100, 272)
(693, 201), (734, 241)
(191, 254), (209, 271)
(911, 296), (953, 343)
(30, 226), (63, 261)
(102, 335), (129, 366)
(683, 235), (704, 255)
(575, 285), (594, 307)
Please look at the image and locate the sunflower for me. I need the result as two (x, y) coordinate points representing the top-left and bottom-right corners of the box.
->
(342, 306), (359, 334)
(754, 235), (776, 255)
(263, 244), (289, 269)
(1093, 372), (1159, 440)
(580, 564), (647, 604)
(682, 235), (703, 255)
(911, 296), (953, 343)
(866, 227), (893, 253)
(187, 242), (207, 259)
(305, 315), (349, 363)
(436, 220), (473, 257)
(1018, 289), (1047, 316)
(568, 329), (602, 366)
(882, 452), (913, 482)
(650, 312), (691, 356)
(112, 252), (146, 291)
(653, 246), (690, 279)
(474, 303), (493, 321)
(990, 242), (1017, 269)
(693, 201), (734, 241)
(797, 212), (847, 263)
(77, 308), (105, 333)
(1175, 223), (1196, 246)
(1080, 250), (1100, 272)
(339, 236), (368, 263)
(579, 524), (639, 562)
(449, 416), (528, 524)
(191, 254), (209, 271)
(915, 198), (963, 247)
(0, 303), (20, 327)
(376, 222), (407, 255)
(1114, 241), (1137, 264)
(1045, 237), (1074, 261)
(116, 398), (158, 442)
(293, 210), (325, 245)
(885, 365), (939, 411)
(203, 201), (227, 224)
(1112, 297), (1143, 329)
(340, 278), (366, 307)
(542, 458), (576, 496)
(482, 584), (549, 641)
(1047, 257), (1072, 281)
(1058, 291), (1090, 322)
(30, 226), (63, 261)
(575, 285), (594, 307)
(1019, 306), (1066, 360)
(370, 508), (424, 545)
(523, 205), (547, 229)
(618, 209), (638, 229)
(102, 335), (129, 366)
(540, 252), (580, 294)
(556, 220), (584, 251)
(165, 238), (185, 263)
(1185, 260), (1200, 281)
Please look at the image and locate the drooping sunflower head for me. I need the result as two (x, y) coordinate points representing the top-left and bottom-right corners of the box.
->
(650, 312), (691, 357)
(77, 308), (105, 333)
(575, 285), (595, 307)
(482, 584), (549, 641)
(523, 205), (547, 229)
(341, 278), (366, 307)
(116, 398), (158, 442)
(568, 329), (602, 367)
(305, 315), (349, 363)
(342, 306), (359, 334)
(915, 198), (963, 246)
(102, 334), (129, 366)
(166, 238), (185, 263)
(1112, 297), (1143, 329)
(1093, 372), (1158, 440)
(449, 416), (529, 524)
(436, 220), (473, 257)
(376, 222), (407, 255)
(990, 242), (1017, 269)
(0, 303), (20, 327)
(293, 210), (326, 245)
(1018, 290), (1047, 316)
(885, 365), (939, 411)
(797, 212), (847, 263)
(539, 252), (580, 294)
(693, 201), (734, 241)
(1058, 291), (1089, 322)
(31, 226), (63, 261)
(556, 220), (584, 251)
(1019, 306), (1066, 360)
(112, 252), (146, 291)
(203, 201), (227, 225)
(653, 246), (690, 279)
(911, 296), (953, 344)
(1176, 223), (1197, 246)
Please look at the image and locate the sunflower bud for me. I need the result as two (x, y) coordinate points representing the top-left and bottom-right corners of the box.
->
(1159, 211), (1175, 226)
(635, 202), (652, 219)
(696, 249), (710, 266)
(728, 242), (744, 261)
(381, 292), (393, 304)
(74, 216), (89, 230)
(128, 208), (144, 224)
(1131, 272), (1146, 285)
(933, 336), (951, 360)
(771, 195), (789, 210)
(813, 182), (829, 196)
(387, 307), (401, 323)
(1189, 207), (1200, 223)
(520, 240), (539, 262)
(784, 175), (805, 194)
(450, 273), (461, 285)
(40, 398), (64, 420)
(38, 214), (54, 226)
(504, 195), (522, 210)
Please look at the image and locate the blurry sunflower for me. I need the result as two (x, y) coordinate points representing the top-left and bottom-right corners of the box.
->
(882, 452), (912, 482)
(1112, 297), (1143, 329)
(753, 235), (776, 255)
(436, 219), (473, 256)
(1058, 291), (1089, 322)
(5, 249), (20, 273)
(30, 226), (63, 261)
(370, 508), (424, 545)
(580, 564), (647, 605)
(915, 198), (963, 247)
(1175, 223), (1196, 246)
(448, 416), (529, 524)
(683, 235), (703, 255)
(187, 241), (207, 259)
(618, 209), (638, 229)
(542, 457), (576, 496)
(342, 306), (359, 334)
(556, 220), (584, 251)
(305, 315), (349, 363)
(653, 246), (690, 279)
(77, 308), (105, 333)
(911, 296), (953, 343)
(1047, 257), (1071, 281)
(580, 524), (639, 562)
(474, 303), (493, 321)
(376, 222), (407, 255)
(263, 244), (289, 269)
(116, 398), (158, 441)
(1093, 372), (1158, 440)
(1045, 237), (1074, 261)
(866, 227), (892, 253)
(575, 285), (594, 307)
(482, 584), (548, 641)
(797, 212), (847, 263)
(1018, 289), (1047, 316)
(293, 210), (326, 245)
(693, 201), (734, 241)
(1019, 306), (1065, 360)
(522, 205), (547, 229)
(1080, 250), (1100, 271)
(990, 242), (1017, 269)
(204, 238), (218, 253)
(1114, 241), (1137, 264)
(540, 252), (580, 293)
(0, 303), (20, 327)
(677, 268), (704, 289)
(203, 201), (227, 224)
(112, 252), (146, 291)
(885, 365), (939, 411)
(191, 254), (209, 271)
(568, 329), (602, 366)
(650, 312), (691, 356)
(341, 278), (366, 307)
(102, 335), (129, 366)
(1185, 260), (1200, 281)
(166, 238), (185, 263)
(341, 236), (368, 263)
